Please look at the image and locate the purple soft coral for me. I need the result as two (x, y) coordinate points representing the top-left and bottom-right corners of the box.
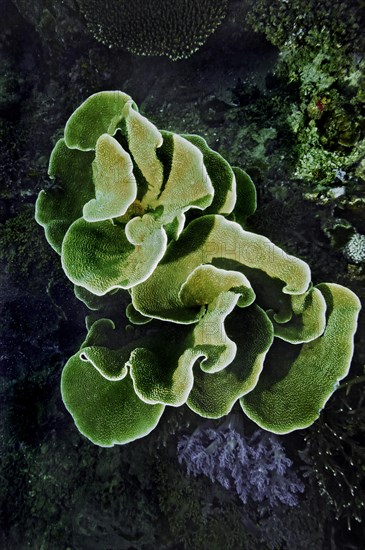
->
(177, 424), (304, 509)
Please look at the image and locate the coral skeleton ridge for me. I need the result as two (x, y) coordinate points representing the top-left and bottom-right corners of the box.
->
(35, 91), (361, 446)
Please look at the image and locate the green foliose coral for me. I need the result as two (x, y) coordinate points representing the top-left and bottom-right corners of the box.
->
(35, 91), (361, 446)
(76, 0), (228, 60)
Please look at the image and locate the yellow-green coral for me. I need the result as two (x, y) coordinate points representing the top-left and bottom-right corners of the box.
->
(36, 91), (361, 446)
(76, 0), (228, 60)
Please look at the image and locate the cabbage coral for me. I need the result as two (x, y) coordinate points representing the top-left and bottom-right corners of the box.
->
(76, 0), (228, 60)
(35, 91), (361, 446)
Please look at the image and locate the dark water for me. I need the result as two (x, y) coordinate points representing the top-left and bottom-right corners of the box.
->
(0, 1), (364, 548)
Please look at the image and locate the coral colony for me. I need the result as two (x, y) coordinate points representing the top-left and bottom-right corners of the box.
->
(177, 425), (305, 508)
(77, 0), (227, 60)
(35, 91), (360, 446)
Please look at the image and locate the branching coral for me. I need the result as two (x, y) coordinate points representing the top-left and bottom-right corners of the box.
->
(35, 91), (361, 446)
(177, 423), (305, 508)
(76, 0), (228, 60)
(299, 378), (365, 527)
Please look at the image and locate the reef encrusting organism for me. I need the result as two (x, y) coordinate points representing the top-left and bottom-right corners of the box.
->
(343, 233), (365, 265)
(35, 91), (361, 446)
(247, 0), (365, 197)
(76, 0), (228, 60)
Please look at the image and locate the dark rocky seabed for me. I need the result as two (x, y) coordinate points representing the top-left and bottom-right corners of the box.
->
(0, 1), (364, 548)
